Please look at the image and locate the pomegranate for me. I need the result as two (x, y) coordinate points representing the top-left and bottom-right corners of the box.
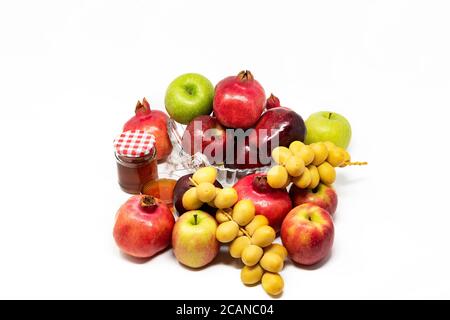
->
(233, 173), (292, 231)
(213, 70), (265, 129)
(123, 98), (172, 161)
(113, 195), (175, 258)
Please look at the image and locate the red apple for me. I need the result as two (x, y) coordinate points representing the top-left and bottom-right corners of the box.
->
(225, 94), (306, 168)
(172, 210), (219, 268)
(289, 183), (338, 216)
(113, 195), (175, 258)
(213, 70), (265, 129)
(233, 173), (292, 231)
(281, 203), (334, 265)
(182, 115), (226, 164)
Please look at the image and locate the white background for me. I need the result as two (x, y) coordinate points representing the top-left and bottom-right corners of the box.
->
(0, 0), (449, 299)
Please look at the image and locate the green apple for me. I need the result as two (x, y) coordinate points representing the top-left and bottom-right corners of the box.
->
(165, 73), (214, 124)
(172, 210), (219, 268)
(305, 111), (352, 149)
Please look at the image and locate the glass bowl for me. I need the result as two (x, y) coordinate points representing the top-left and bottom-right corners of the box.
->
(165, 118), (269, 186)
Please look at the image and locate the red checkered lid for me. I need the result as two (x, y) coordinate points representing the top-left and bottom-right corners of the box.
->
(113, 130), (156, 158)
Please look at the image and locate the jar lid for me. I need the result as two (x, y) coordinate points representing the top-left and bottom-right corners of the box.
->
(113, 130), (156, 158)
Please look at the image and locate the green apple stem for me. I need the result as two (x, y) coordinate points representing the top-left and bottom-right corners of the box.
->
(328, 112), (332, 119)
(193, 214), (198, 225)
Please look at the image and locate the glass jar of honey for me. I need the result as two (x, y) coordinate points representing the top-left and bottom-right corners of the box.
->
(113, 130), (158, 194)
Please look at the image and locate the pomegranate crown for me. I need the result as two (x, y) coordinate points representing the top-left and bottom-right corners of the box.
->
(135, 97), (151, 115)
(237, 70), (254, 81)
(266, 94), (281, 109)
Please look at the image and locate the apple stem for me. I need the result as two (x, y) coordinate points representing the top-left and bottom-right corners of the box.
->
(341, 161), (368, 167)
(237, 70), (254, 82)
(194, 214), (198, 225)
(328, 112), (332, 119)
(139, 195), (158, 212)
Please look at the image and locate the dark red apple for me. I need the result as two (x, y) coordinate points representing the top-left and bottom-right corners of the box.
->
(281, 203), (334, 265)
(233, 173), (292, 231)
(113, 195), (175, 258)
(213, 70), (265, 129)
(254, 95), (306, 159)
(289, 183), (338, 216)
(173, 173), (222, 215)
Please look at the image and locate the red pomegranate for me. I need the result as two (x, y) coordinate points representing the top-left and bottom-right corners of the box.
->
(113, 195), (175, 258)
(213, 70), (265, 129)
(123, 98), (172, 161)
(233, 173), (292, 231)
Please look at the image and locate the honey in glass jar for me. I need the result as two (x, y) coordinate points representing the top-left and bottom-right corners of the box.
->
(113, 130), (158, 194)
(141, 178), (177, 211)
